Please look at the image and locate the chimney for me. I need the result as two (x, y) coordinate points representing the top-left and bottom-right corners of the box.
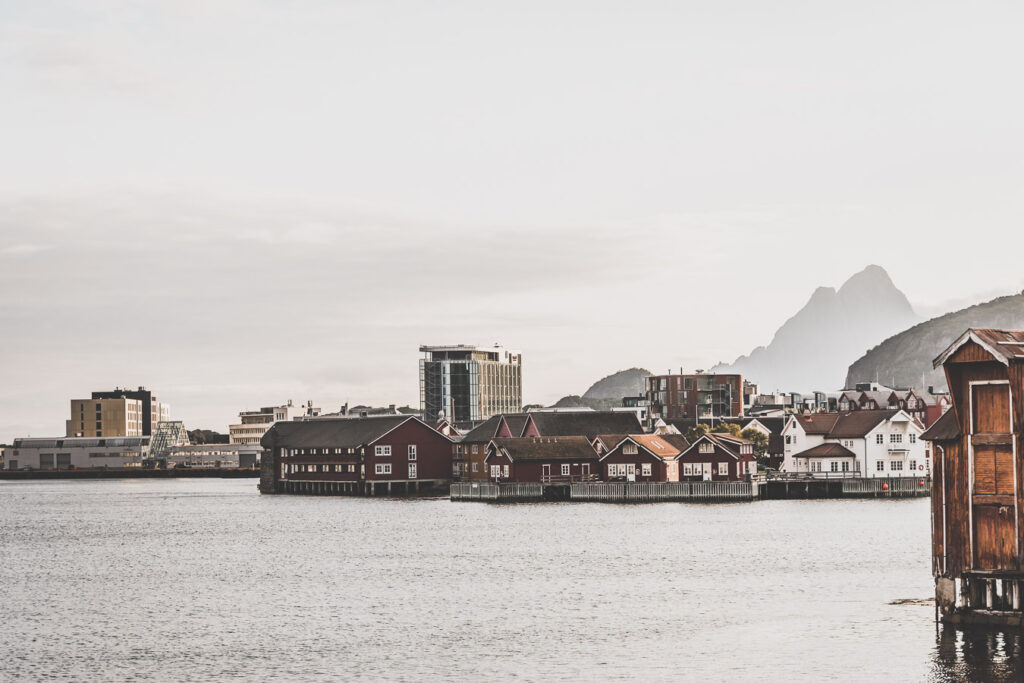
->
(389, 404), (396, 412)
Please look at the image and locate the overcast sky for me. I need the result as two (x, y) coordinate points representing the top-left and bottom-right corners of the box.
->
(2, 1), (1024, 441)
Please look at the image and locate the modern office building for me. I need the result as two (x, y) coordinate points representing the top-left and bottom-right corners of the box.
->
(229, 400), (321, 445)
(67, 397), (145, 438)
(419, 344), (522, 423)
(67, 387), (169, 437)
(646, 373), (744, 421)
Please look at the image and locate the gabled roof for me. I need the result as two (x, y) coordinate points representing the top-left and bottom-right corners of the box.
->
(792, 443), (856, 458)
(460, 413), (530, 442)
(261, 415), (436, 449)
(677, 434), (740, 460)
(921, 408), (960, 442)
(627, 434), (683, 461)
(792, 410), (903, 438)
(594, 434), (628, 452)
(487, 437), (598, 462)
(934, 329), (1024, 368)
(526, 411), (642, 440)
(658, 434), (691, 452)
(505, 414), (530, 437)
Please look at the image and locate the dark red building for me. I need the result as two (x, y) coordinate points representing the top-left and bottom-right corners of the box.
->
(260, 415), (453, 495)
(521, 411), (643, 439)
(454, 413), (529, 481)
(676, 433), (757, 481)
(484, 436), (599, 483)
(597, 434), (686, 482)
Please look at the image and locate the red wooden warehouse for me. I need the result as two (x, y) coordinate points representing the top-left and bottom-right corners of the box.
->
(260, 415), (453, 496)
(597, 434), (686, 482)
(485, 436), (599, 483)
(676, 433), (757, 481)
(926, 329), (1024, 624)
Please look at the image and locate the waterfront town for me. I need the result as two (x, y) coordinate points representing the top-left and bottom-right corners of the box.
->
(1, 342), (948, 493)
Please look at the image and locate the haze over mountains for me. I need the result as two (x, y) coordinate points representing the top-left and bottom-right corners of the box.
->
(712, 265), (921, 392)
(846, 291), (1024, 391)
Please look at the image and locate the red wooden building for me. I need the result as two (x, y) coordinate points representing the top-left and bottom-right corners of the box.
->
(597, 434), (685, 482)
(926, 329), (1024, 624)
(484, 436), (599, 483)
(260, 415), (453, 496)
(454, 414), (529, 481)
(676, 433), (757, 481)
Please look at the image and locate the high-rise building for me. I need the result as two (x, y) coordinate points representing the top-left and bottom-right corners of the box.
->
(67, 397), (145, 438)
(419, 344), (522, 423)
(646, 373), (744, 421)
(78, 387), (169, 436)
(229, 400), (321, 445)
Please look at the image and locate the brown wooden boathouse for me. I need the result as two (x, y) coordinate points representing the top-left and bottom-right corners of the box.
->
(926, 329), (1024, 625)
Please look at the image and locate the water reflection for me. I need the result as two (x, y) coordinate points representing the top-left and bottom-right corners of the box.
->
(932, 626), (1024, 682)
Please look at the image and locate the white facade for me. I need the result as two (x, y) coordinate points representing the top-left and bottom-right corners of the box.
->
(5, 436), (149, 470)
(782, 411), (927, 477)
(229, 400), (321, 445)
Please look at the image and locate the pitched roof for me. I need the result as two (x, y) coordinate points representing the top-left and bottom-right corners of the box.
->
(658, 434), (691, 452)
(793, 443), (857, 458)
(921, 408), (960, 442)
(678, 435), (740, 460)
(488, 436), (598, 462)
(505, 414), (530, 437)
(794, 410), (901, 438)
(934, 328), (1024, 368)
(526, 411), (642, 439)
(594, 434), (628, 452)
(261, 415), (423, 449)
(460, 415), (504, 442)
(628, 434), (683, 460)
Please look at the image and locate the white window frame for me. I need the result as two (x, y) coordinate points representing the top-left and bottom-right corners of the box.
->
(641, 463), (652, 477)
(375, 445), (391, 457)
(408, 462), (417, 479)
(561, 464), (570, 476)
(717, 462), (729, 476)
(408, 445), (417, 460)
(623, 443), (638, 455)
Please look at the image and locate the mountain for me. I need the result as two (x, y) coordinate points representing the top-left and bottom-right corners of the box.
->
(712, 265), (920, 391)
(549, 368), (652, 409)
(582, 368), (652, 400)
(846, 291), (1024, 390)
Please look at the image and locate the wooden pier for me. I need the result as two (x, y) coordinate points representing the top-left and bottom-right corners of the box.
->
(761, 476), (930, 499)
(451, 480), (758, 503)
(272, 479), (449, 497)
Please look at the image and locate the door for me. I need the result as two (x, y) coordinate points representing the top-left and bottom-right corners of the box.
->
(702, 463), (712, 481)
(581, 463), (590, 480)
(542, 464), (551, 482)
(971, 382), (1016, 570)
(626, 464), (636, 482)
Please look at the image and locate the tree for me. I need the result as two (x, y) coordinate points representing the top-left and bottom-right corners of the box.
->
(684, 424), (710, 442)
(711, 422), (742, 437)
(741, 428), (771, 465)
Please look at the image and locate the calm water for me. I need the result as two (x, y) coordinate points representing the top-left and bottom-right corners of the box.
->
(0, 480), (1021, 682)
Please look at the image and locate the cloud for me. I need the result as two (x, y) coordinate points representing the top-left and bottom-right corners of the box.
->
(0, 244), (51, 257)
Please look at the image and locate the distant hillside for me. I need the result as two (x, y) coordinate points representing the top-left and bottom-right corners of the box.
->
(582, 368), (652, 400)
(846, 291), (1024, 390)
(552, 395), (621, 410)
(712, 265), (921, 391)
(187, 429), (229, 444)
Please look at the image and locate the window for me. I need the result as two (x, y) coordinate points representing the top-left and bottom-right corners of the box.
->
(717, 462), (729, 476)
(891, 461), (903, 471)
(623, 443), (638, 455)
(490, 465), (501, 479)
(785, 435), (792, 444)
(876, 434), (884, 444)
(841, 461), (850, 472)
(503, 465), (509, 478)
(408, 463), (417, 479)
(876, 460), (885, 471)
(699, 442), (714, 454)
(348, 465), (356, 472)
(683, 464), (693, 476)
(830, 461), (839, 472)
(375, 463), (392, 474)
(375, 445), (392, 456)
(472, 445), (479, 454)
(890, 434), (903, 444)
(561, 464), (570, 476)
(408, 445), (417, 460)
(909, 434), (916, 444)
(909, 460), (917, 471)
(641, 463), (652, 477)
(472, 462), (478, 472)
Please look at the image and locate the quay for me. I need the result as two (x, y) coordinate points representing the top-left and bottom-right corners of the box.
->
(451, 477), (929, 503)
(0, 468), (259, 480)
(270, 478), (449, 497)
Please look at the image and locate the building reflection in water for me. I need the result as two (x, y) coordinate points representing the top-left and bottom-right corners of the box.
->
(932, 626), (1024, 682)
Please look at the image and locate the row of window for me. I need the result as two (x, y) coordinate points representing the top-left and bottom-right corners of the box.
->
(281, 445), (421, 458)
(608, 463), (653, 477)
(875, 460), (917, 471)
(284, 463), (418, 478)
(374, 445), (417, 459)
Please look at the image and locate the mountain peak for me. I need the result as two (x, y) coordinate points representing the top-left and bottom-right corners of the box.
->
(838, 264), (895, 294)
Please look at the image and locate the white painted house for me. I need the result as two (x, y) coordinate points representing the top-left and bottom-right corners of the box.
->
(781, 410), (926, 477)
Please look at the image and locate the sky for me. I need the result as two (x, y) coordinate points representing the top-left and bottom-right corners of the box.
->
(1, 0), (1024, 442)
